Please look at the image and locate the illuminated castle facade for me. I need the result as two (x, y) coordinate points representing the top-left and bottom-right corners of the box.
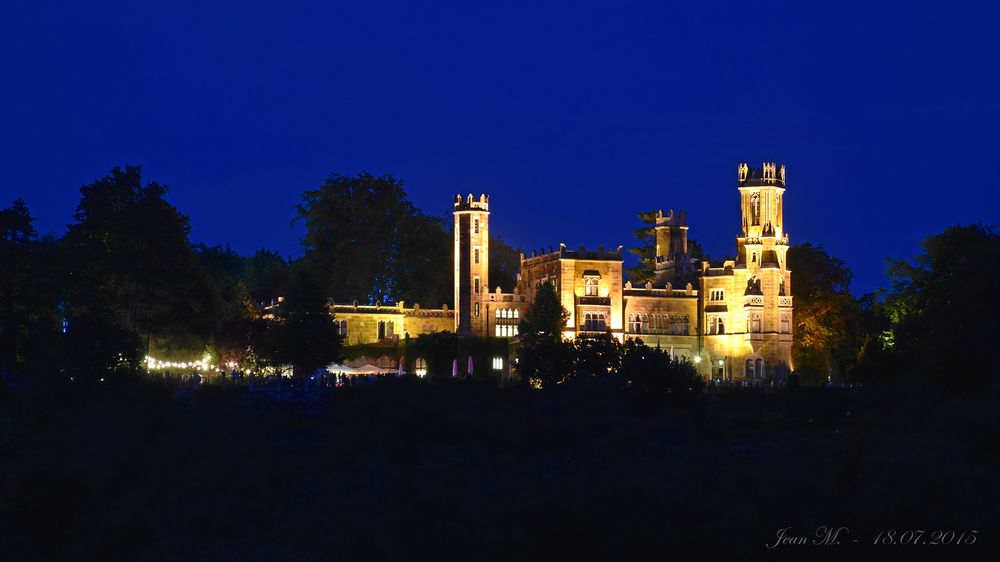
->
(334, 162), (793, 380)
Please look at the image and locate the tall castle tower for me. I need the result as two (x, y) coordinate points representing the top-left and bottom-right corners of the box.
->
(453, 194), (490, 335)
(654, 209), (691, 285)
(736, 162), (792, 347)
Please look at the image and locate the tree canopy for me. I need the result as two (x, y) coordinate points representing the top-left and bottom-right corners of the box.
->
(296, 172), (451, 307)
(786, 243), (861, 383)
(61, 165), (220, 357)
(880, 223), (1000, 389)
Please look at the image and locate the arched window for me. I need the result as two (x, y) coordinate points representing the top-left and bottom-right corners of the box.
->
(746, 360), (754, 378)
(750, 193), (761, 226)
(751, 314), (762, 333)
(709, 316), (718, 335)
(755, 359), (764, 378)
(780, 314), (790, 334)
(718, 316), (725, 334)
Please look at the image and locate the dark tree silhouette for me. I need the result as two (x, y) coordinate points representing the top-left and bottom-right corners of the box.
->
(263, 266), (343, 378)
(296, 172), (451, 307)
(516, 282), (570, 388)
(61, 166), (220, 359)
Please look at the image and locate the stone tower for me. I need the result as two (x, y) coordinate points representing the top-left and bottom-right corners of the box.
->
(453, 194), (490, 335)
(654, 209), (690, 285)
(735, 162), (792, 360)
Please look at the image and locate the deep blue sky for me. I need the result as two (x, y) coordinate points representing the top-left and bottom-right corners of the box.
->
(2, 0), (997, 294)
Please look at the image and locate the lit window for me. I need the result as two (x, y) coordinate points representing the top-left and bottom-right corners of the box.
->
(584, 277), (599, 296)
(751, 193), (761, 226)
(492, 357), (503, 371)
(415, 358), (427, 377)
(474, 302), (480, 317)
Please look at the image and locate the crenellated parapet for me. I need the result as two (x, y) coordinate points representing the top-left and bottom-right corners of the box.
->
(738, 162), (786, 187)
(453, 193), (490, 212)
(520, 243), (623, 266)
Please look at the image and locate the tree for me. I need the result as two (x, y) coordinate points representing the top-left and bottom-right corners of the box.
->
(61, 165), (220, 359)
(516, 282), (571, 388)
(0, 199), (61, 375)
(882, 224), (1000, 389)
(489, 236), (522, 292)
(786, 243), (861, 383)
(568, 332), (623, 381)
(296, 172), (451, 307)
(243, 249), (291, 306)
(621, 339), (701, 395)
(626, 210), (660, 284)
(263, 266), (343, 378)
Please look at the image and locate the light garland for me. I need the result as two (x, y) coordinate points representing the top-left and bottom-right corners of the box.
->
(145, 353), (224, 373)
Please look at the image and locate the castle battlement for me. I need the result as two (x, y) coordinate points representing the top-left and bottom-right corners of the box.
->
(454, 193), (490, 212)
(738, 162), (786, 188)
(520, 243), (623, 266)
(655, 209), (688, 228)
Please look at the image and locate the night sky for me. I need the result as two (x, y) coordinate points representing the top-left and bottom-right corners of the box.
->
(3, 0), (997, 294)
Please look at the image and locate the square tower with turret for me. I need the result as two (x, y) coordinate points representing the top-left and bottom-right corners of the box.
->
(453, 194), (490, 336)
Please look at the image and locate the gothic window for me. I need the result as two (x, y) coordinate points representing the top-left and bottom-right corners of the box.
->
(780, 314), (790, 334)
(378, 321), (386, 340)
(386, 321), (395, 339)
(709, 316), (717, 335)
(746, 360), (754, 378)
(751, 313), (762, 333)
(641, 314), (649, 334)
(415, 358), (427, 377)
(474, 219), (479, 234)
(584, 277), (599, 296)
(628, 314), (637, 333)
(755, 358), (764, 378)
(718, 316), (725, 334)
(750, 193), (761, 226)
(474, 248), (480, 264)
(474, 277), (480, 294)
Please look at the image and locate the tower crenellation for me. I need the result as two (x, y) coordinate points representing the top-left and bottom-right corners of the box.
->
(738, 162), (786, 188)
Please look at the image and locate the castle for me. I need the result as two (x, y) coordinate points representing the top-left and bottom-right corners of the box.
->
(332, 162), (793, 380)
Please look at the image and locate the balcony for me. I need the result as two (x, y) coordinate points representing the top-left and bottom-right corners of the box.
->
(744, 295), (764, 307)
(577, 295), (611, 306)
(778, 296), (793, 307)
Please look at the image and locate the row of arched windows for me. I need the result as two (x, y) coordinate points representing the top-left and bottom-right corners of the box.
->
(628, 313), (690, 335)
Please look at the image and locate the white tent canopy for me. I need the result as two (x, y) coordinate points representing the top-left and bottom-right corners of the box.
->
(326, 363), (397, 375)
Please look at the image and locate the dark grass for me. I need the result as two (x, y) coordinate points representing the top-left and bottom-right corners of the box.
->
(0, 376), (996, 561)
